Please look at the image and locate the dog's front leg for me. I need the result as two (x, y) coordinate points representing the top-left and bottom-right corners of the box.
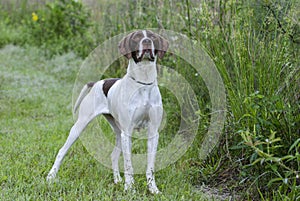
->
(111, 132), (122, 184)
(146, 130), (160, 194)
(121, 130), (134, 191)
(146, 106), (163, 194)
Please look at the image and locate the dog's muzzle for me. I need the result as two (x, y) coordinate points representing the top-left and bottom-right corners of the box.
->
(135, 38), (155, 63)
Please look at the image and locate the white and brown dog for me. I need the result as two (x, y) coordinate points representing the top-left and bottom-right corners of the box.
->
(47, 30), (169, 194)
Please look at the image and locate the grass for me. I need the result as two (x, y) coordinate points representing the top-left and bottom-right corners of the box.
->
(0, 45), (221, 200)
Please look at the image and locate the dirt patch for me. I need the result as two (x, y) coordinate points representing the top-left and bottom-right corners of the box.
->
(194, 184), (241, 201)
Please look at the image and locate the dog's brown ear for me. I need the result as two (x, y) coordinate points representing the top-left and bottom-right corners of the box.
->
(118, 32), (135, 59)
(155, 34), (169, 59)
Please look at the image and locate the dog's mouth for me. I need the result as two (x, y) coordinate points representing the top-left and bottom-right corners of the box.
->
(141, 49), (155, 61)
(133, 49), (155, 63)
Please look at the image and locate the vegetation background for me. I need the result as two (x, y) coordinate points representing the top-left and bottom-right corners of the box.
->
(0, 0), (299, 200)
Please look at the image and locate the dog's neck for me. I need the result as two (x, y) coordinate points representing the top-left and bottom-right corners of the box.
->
(127, 59), (157, 85)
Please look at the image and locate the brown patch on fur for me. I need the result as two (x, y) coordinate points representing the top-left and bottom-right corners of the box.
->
(87, 82), (96, 88)
(102, 78), (120, 97)
(146, 30), (169, 59)
(118, 31), (136, 59)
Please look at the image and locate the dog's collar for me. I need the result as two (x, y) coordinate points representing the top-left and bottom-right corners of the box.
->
(130, 76), (154, 85)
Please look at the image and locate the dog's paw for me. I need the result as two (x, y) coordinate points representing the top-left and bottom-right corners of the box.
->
(124, 181), (136, 193)
(124, 186), (136, 194)
(148, 180), (161, 194)
(148, 186), (161, 194)
(114, 177), (122, 184)
(113, 171), (123, 184)
(46, 171), (56, 182)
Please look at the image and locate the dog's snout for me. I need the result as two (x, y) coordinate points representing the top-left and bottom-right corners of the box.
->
(141, 38), (153, 51)
(142, 38), (152, 45)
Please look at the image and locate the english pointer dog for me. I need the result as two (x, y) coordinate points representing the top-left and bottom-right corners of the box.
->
(47, 30), (169, 194)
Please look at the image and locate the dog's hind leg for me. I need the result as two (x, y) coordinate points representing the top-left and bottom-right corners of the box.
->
(47, 85), (106, 181)
(104, 114), (122, 184)
(47, 119), (91, 181)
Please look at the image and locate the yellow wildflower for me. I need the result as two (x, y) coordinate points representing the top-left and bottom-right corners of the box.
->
(32, 12), (38, 22)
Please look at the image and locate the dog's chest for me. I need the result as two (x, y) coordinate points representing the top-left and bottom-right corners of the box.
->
(130, 85), (154, 110)
(129, 86), (156, 127)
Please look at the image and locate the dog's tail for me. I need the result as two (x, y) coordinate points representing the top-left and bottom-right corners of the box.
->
(73, 82), (95, 114)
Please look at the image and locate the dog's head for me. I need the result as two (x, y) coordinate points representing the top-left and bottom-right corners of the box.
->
(118, 30), (169, 63)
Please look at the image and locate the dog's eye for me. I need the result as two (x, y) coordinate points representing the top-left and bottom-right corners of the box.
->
(150, 35), (157, 41)
(133, 33), (143, 39)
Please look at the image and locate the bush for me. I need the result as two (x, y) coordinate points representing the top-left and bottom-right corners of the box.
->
(26, 0), (94, 57)
(236, 92), (300, 199)
(178, 0), (300, 199)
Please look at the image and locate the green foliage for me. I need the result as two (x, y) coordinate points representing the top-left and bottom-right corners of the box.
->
(0, 0), (93, 57)
(241, 129), (300, 200)
(235, 93), (300, 199)
(27, 0), (94, 57)
(0, 22), (25, 47)
(174, 0), (300, 199)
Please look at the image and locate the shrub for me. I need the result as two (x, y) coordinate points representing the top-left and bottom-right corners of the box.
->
(237, 92), (300, 199)
(26, 0), (94, 57)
